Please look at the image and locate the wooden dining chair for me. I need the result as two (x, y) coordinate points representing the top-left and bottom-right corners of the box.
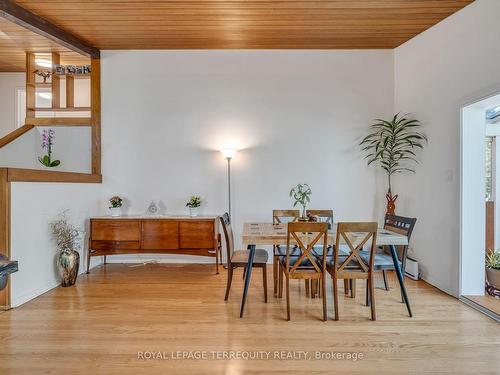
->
(278, 222), (328, 321)
(326, 222), (378, 321)
(379, 214), (417, 291)
(272, 210), (300, 296)
(305, 210), (334, 298)
(306, 210), (334, 226)
(219, 213), (269, 306)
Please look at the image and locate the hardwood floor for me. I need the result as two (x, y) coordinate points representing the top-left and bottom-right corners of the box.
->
(0, 264), (498, 374)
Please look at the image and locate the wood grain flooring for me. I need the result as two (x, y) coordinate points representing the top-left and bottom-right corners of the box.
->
(0, 263), (498, 375)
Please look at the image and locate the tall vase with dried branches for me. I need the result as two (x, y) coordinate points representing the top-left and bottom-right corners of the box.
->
(50, 211), (83, 287)
(360, 114), (427, 215)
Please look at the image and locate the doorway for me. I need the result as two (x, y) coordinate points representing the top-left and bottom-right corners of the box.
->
(460, 92), (500, 320)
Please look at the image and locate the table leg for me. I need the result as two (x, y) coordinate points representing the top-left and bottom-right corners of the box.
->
(240, 244), (256, 318)
(389, 244), (412, 317)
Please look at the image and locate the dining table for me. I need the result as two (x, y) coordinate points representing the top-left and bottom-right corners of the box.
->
(240, 222), (412, 318)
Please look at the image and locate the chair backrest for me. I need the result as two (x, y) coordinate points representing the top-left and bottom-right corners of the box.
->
(383, 214), (417, 263)
(333, 222), (378, 278)
(219, 213), (234, 268)
(285, 222), (328, 278)
(273, 210), (300, 224)
(306, 210), (333, 227)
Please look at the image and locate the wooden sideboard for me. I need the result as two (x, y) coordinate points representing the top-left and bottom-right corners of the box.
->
(87, 216), (221, 273)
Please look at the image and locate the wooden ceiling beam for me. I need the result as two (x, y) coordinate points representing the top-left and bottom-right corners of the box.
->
(0, 0), (99, 58)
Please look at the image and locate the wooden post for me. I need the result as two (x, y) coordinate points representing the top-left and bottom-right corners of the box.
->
(66, 75), (74, 108)
(0, 168), (11, 310)
(91, 58), (101, 175)
(25, 52), (35, 118)
(51, 52), (60, 109)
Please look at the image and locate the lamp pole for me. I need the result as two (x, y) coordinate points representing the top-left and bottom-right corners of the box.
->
(226, 156), (232, 220)
(220, 148), (237, 219)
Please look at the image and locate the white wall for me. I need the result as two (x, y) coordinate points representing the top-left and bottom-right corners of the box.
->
(0, 127), (92, 172)
(394, 0), (500, 296)
(9, 50), (394, 304)
(0, 73), (24, 137)
(10, 182), (104, 307)
(0, 73), (92, 172)
(100, 50), (394, 262)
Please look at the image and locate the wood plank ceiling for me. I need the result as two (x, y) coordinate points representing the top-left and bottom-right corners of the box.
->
(0, 16), (88, 71)
(1, 0), (474, 71)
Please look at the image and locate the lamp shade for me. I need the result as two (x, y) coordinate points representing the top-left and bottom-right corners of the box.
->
(220, 148), (237, 159)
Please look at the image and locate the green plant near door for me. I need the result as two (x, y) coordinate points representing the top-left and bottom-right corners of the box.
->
(360, 113), (427, 214)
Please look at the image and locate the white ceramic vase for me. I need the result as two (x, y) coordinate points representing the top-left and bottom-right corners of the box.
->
(110, 207), (122, 217)
(189, 207), (199, 217)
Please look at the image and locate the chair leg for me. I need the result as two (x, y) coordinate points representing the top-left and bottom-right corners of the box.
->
(262, 264), (268, 303)
(285, 275), (291, 321)
(278, 263), (283, 298)
(242, 267), (247, 279)
(321, 276), (327, 321)
(333, 277), (339, 321)
(382, 270), (389, 291)
(344, 279), (349, 295)
(311, 279), (317, 298)
(365, 279), (370, 306)
(369, 274), (376, 321)
(273, 255), (278, 296)
(224, 267), (234, 301)
(305, 279), (310, 297)
(350, 279), (356, 299)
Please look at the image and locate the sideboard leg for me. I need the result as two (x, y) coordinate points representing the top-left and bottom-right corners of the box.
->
(103, 255), (107, 265)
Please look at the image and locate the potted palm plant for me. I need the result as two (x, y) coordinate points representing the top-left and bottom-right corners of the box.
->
(486, 249), (500, 289)
(360, 114), (427, 214)
(289, 183), (312, 220)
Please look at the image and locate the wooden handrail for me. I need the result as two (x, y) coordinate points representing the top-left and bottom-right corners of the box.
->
(0, 125), (34, 148)
(24, 118), (91, 126)
(7, 168), (101, 183)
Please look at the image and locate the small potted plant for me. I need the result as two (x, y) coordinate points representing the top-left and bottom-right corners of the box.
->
(289, 183), (312, 220)
(486, 249), (500, 289)
(186, 196), (202, 217)
(109, 196), (123, 217)
(50, 211), (82, 287)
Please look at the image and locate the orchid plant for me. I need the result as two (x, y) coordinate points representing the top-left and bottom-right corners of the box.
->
(38, 129), (61, 168)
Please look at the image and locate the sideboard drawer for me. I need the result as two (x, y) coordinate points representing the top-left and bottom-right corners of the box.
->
(179, 220), (214, 249)
(142, 220), (179, 250)
(91, 220), (141, 241)
(91, 241), (141, 251)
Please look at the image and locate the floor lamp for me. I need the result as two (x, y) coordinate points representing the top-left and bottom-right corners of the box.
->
(220, 148), (237, 219)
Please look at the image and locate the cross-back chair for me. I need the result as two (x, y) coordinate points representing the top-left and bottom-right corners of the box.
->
(272, 210), (300, 296)
(279, 222), (328, 321)
(326, 222), (378, 321)
(378, 214), (417, 290)
(219, 213), (268, 312)
(306, 210), (334, 227)
(304, 210), (334, 297)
